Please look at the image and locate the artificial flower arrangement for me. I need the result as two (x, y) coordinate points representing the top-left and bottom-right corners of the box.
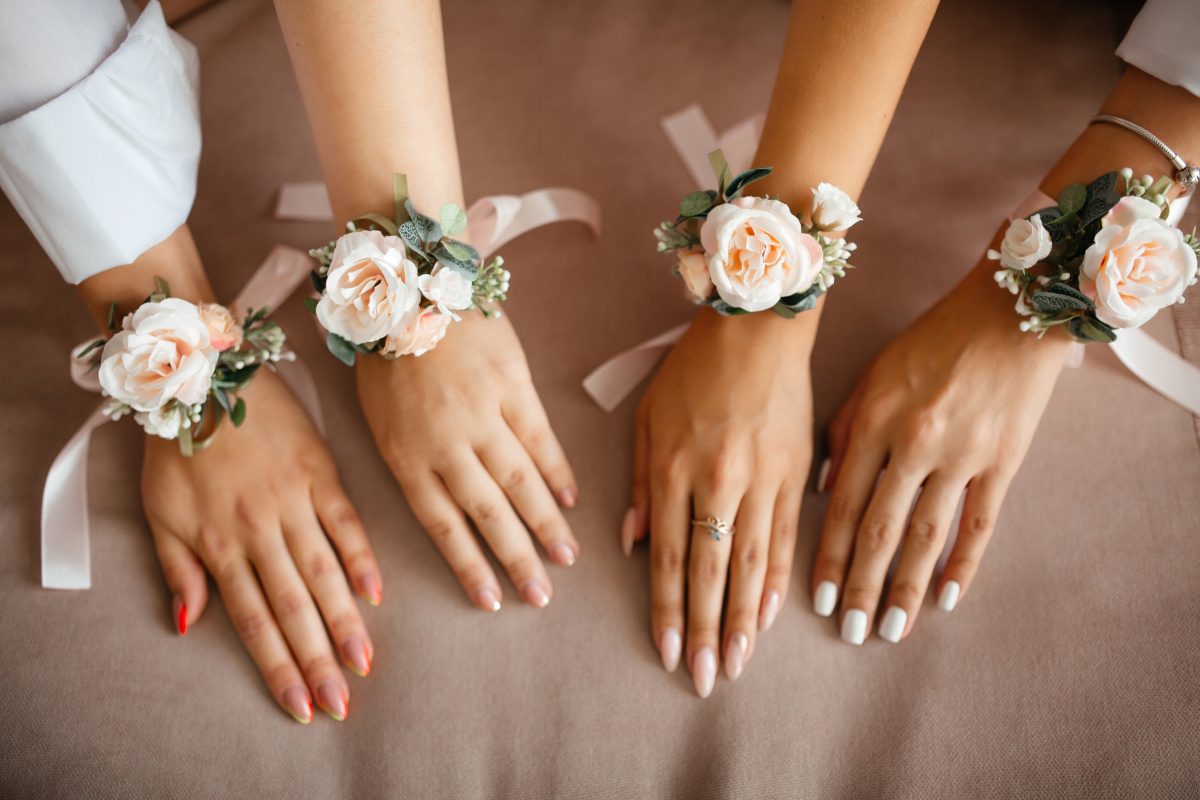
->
(989, 169), (1199, 342)
(653, 150), (861, 316)
(307, 173), (510, 366)
(77, 278), (291, 454)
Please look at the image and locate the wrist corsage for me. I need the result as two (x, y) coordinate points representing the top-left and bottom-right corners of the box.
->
(653, 150), (861, 316)
(307, 173), (510, 366)
(78, 278), (291, 454)
(990, 169), (1199, 343)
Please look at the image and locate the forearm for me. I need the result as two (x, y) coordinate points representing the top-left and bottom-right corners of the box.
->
(273, 0), (464, 224)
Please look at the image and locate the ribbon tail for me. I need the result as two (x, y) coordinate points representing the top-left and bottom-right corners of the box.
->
(275, 359), (326, 437)
(42, 405), (111, 589)
(233, 245), (314, 313)
(275, 182), (333, 222)
(661, 104), (721, 189)
(582, 323), (689, 412)
(467, 188), (602, 260)
(1110, 328), (1200, 416)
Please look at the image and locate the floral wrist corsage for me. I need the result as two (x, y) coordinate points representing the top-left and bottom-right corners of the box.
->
(307, 173), (510, 366)
(78, 278), (291, 454)
(653, 150), (861, 316)
(990, 169), (1199, 343)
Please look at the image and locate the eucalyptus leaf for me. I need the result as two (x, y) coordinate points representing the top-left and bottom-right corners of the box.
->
(433, 245), (478, 278)
(1032, 290), (1087, 314)
(680, 191), (713, 217)
(405, 199), (442, 243)
(1046, 282), (1092, 305)
(725, 167), (773, 199)
(231, 397), (246, 427)
(444, 238), (480, 263)
(398, 220), (426, 255)
(326, 332), (357, 367)
(1057, 183), (1087, 215)
(440, 203), (468, 237)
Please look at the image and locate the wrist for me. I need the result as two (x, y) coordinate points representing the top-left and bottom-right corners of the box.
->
(692, 299), (823, 360)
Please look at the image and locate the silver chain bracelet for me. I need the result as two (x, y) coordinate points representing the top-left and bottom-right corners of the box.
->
(1090, 114), (1199, 194)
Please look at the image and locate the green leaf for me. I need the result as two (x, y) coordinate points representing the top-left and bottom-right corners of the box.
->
(1032, 290), (1087, 314)
(680, 191), (713, 217)
(326, 332), (358, 367)
(405, 199), (442, 243)
(106, 301), (118, 333)
(1068, 316), (1116, 343)
(442, 239), (473, 262)
(1087, 171), (1118, 197)
(778, 286), (822, 313)
(440, 203), (468, 237)
(1057, 183), (1087, 215)
(76, 338), (107, 359)
(398, 220), (426, 255)
(393, 173), (409, 225)
(352, 212), (399, 236)
(707, 149), (730, 195)
(433, 245), (478, 278)
(214, 387), (233, 414)
(231, 397), (246, 427)
(1046, 282), (1093, 306)
(725, 167), (773, 199)
(154, 276), (172, 298)
(302, 296), (318, 314)
(771, 304), (797, 319)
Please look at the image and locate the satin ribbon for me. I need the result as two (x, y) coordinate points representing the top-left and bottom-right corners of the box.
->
(42, 245), (320, 589)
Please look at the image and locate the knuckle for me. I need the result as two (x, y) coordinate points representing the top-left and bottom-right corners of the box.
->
(326, 503), (363, 535)
(841, 582), (879, 610)
(198, 526), (232, 564)
(766, 560), (793, 584)
(690, 548), (725, 584)
(651, 599), (682, 622)
(500, 552), (539, 579)
(305, 552), (339, 583)
(468, 501), (504, 526)
(689, 620), (721, 641)
(900, 408), (945, 447)
(264, 662), (299, 691)
(273, 590), (308, 620)
(501, 468), (528, 493)
(424, 516), (460, 546)
(827, 494), (858, 525)
(233, 611), (272, 644)
(650, 544), (684, 575)
(299, 653), (339, 680)
(734, 540), (764, 572)
(814, 556), (846, 579)
(859, 516), (898, 552)
(967, 513), (994, 536)
(907, 519), (941, 548)
(772, 515), (798, 545)
(949, 554), (979, 576)
(652, 448), (688, 483)
(888, 581), (925, 610)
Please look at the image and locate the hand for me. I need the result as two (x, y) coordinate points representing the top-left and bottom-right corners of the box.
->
(814, 252), (1072, 645)
(627, 308), (814, 697)
(356, 311), (579, 612)
(144, 369), (382, 724)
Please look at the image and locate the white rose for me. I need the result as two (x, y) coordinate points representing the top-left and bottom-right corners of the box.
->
(989, 214), (1052, 271)
(418, 265), (475, 317)
(676, 248), (715, 302)
(699, 197), (824, 312)
(382, 306), (453, 357)
(135, 404), (185, 440)
(810, 183), (861, 231)
(98, 297), (218, 412)
(316, 230), (421, 344)
(1079, 196), (1198, 329)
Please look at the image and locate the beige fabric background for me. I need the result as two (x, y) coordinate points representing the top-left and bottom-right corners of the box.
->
(2, 0), (1198, 797)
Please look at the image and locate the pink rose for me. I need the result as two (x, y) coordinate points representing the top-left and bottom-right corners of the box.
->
(676, 249), (714, 302)
(198, 303), (243, 352)
(383, 306), (453, 357)
(316, 230), (421, 344)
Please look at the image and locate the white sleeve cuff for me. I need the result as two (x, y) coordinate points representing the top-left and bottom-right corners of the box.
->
(0, 0), (201, 284)
(1116, 0), (1200, 98)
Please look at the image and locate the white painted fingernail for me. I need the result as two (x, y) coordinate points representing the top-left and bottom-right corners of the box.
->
(759, 589), (781, 631)
(692, 647), (717, 698)
(816, 458), (831, 493)
(841, 609), (868, 645)
(939, 580), (961, 612)
(659, 628), (681, 673)
(813, 581), (838, 617)
(879, 606), (907, 643)
(724, 633), (748, 681)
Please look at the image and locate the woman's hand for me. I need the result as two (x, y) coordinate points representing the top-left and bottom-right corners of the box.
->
(144, 369), (382, 724)
(356, 311), (579, 612)
(628, 308), (815, 697)
(815, 254), (1072, 645)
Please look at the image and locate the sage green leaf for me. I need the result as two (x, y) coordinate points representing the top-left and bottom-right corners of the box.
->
(393, 173), (409, 224)
(353, 212), (399, 236)
(1046, 282), (1092, 306)
(442, 239), (472, 261)
(76, 338), (107, 359)
(1068, 316), (1116, 343)
(302, 296), (318, 314)
(326, 332), (357, 367)
(444, 238), (479, 263)
(1032, 290), (1087, 313)
(106, 301), (117, 333)
(707, 149), (730, 195)
(440, 203), (468, 237)
(231, 397), (246, 427)
(154, 275), (172, 298)
(680, 191), (713, 217)
(405, 199), (441, 243)
(398, 220), (425, 255)
(771, 304), (797, 319)
(433, 245), (478, 278)
(725, 167), (773, 199)
(1058, 183), (1087, 215)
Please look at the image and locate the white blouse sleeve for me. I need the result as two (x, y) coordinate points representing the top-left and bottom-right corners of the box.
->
(1116, 0), (1200, 98)
(0, 0), (201, 284)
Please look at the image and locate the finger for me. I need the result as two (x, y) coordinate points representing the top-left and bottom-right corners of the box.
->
(250, 530), (350, 722)
(150, 523), (209, 636)
(622, 408), (651, 557)
(687, 483), (743, 698)
(723, 485), (776, 681)
(878, 473), (965, 643)
(839, 464), (926, 645)
(937, 470), (1011, 612)
(759, 478), (803, 632)
(399, 468), (504, 613)
(649, 465), (689, 675)
(440, 453), (554, 608)
(208, 552), (312, 724)
(310, 479), (382, 607)
(503, 389), (578, 508)
(822, 379), (867, 493)
(812, 438), (886, 620)
(477, 431), (579, 567)
(283, 505), (375, 678)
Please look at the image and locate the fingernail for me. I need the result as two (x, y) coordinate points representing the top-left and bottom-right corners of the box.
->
(692, 647), (717, 698)
(724, 633), (748, 681)
(521, 580), (550, 609)
(813, 581), (838, 618)
(359, 574), (382, 607)
(659, 628), (681, 673)
(283, 686), (313, 724)
(472, 586), (502, 612)
(316, 682), (347, 722)
(556, 486), (578, 508)
(551, 542), (577, 567)
(620, 507), (637, 557)
(759, 589), (781, 631)
(939, 580), (961, 612)
(841, 609), (868, 646)
(817, 458), (831, 493)
(879, 606), (907, 644)
(342, 637), (372, 677)
(173, 594), (187, 636)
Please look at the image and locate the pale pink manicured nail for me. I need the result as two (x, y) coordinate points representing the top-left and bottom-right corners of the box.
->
(556, 487), (578, 508)
(358, 574), (382, 606)
(551, 542), (577, 567)
(282, 686), (312, 724)
(725, 633), (748, 681)
(342, 637), (371, 677)
(817, 458), (831, 493)
(620, 507), (637, 557)
(759, 590), (781, 631)
(316, 682), (347, 722)
(521, 580), (550, 608)
(472, 587), (502, 612)
(692, 647), (717, 698)
(659, 628), (681, 672)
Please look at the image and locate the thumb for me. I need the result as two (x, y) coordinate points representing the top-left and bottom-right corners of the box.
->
(151, 526), (209, 636)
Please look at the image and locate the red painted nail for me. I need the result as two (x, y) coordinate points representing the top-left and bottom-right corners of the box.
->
(173, 595), (187, 636)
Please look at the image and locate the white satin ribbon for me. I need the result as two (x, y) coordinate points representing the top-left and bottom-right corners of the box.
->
(42, 245), (320, 589)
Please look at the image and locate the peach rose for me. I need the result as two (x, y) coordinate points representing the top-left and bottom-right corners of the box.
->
(699, 197), (823, 312)
(98, 298), (218, 412)
(198, 303), (243, 352)
(676, 249), (714, 301)
(316, 230), (421, 344)
(1079, 196), (1198, 328)
(383, 306), (453, 357)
